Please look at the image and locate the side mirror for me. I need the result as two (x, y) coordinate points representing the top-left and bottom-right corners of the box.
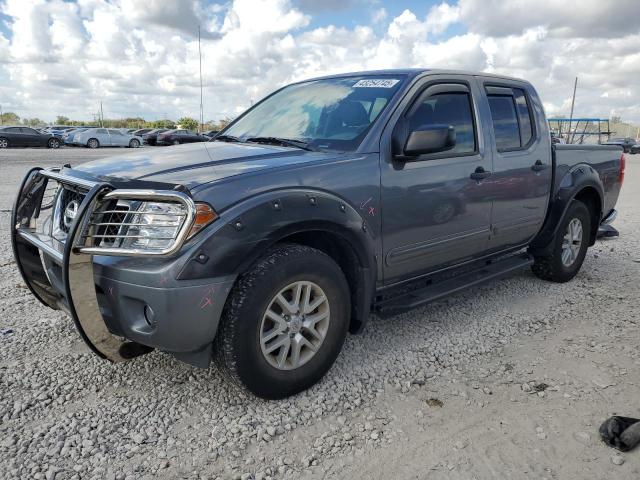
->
(402, 125), (456, 158)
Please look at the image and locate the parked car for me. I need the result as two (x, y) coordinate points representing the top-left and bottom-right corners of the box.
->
(203, 130), (220, 138)
(0, 126), (60, 148)
(142, 128), (170, 145)
(156, 129), (207, 145)
(12, 69), (623, 399)
(62, 128), (88, 145)
(603, 137), (636, 153)
(630, 142), (640, 154)
(72, 128), (143, 148)
(132, 128), (153, 137)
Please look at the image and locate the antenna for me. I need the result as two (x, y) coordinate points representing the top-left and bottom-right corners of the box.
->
(198, 25), (204, 133)
(567, 77), (578, 143)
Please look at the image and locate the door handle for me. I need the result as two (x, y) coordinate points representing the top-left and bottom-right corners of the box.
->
(470, 167), (492, 181)
(531, 160), (547, 172)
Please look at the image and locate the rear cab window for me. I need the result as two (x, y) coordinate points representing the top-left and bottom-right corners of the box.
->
(486, 85), (536, 152)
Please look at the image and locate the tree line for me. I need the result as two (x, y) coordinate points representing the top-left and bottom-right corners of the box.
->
(0, 112), (232, 132)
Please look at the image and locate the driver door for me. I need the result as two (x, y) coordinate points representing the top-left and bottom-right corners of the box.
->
(380, 78), (494, 284)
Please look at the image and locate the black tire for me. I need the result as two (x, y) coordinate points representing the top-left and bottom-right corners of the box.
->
(531, 200), (591, 283)
(129, 139), (140, 148)
(215, 244), (350, 399)
(0, 137), (8, 148)
(47, 138), (60, 149)
(87, 138), (99, 149)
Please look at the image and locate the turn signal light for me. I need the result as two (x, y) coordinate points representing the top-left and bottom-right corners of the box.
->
(187, 203), (218, 239)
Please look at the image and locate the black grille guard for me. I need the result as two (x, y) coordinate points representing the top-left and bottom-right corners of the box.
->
(11, 168), (152, 362)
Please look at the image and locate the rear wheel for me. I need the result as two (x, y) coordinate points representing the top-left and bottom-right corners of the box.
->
(129, 138), (140, 148)
(215, 244), (350, 399)
(87, 138), (99, 149)
(531, 200), (591, 282)
(0, 137), (8, 148)
(47, 138), (60, 149)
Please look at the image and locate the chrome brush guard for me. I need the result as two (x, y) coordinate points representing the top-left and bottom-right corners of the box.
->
(11, 168), (195, 362)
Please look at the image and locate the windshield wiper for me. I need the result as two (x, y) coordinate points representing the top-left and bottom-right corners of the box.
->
(211, 134), (241, 143)
(245, 136), (318, 151)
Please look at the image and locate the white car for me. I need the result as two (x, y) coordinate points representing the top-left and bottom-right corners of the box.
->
(72, 128), (143, 148)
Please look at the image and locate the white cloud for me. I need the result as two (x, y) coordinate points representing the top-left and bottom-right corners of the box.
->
(425, 2), (460, 36)
(0, 0), (639, 124)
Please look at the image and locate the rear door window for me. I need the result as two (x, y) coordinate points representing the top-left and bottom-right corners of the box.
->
(513, 88), (533, 146)
(487, 86), (536, 151)
(487, 95), (520, 151)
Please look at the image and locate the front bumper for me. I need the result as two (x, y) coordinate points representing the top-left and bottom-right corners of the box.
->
(11, 168), (233, 367)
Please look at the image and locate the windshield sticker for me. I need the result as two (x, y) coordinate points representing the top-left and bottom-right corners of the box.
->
(352, 79), (400, 88)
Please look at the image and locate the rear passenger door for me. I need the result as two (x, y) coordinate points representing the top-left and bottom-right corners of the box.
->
(480, 81), (552, 250)
(6, 127), (27, 146)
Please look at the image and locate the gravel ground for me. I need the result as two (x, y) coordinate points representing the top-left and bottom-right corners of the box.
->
(1, 147), (639, 480)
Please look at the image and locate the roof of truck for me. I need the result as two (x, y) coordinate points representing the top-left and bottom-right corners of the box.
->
(303, 68), (527, 84)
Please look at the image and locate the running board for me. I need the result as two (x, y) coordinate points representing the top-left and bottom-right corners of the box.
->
(374, 253), (534, 316)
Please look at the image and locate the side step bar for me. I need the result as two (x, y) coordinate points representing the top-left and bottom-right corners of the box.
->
(374, 253), (533, 316)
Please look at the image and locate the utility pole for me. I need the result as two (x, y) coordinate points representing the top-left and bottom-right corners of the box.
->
(0, 104), (3, 125)
(198, 25), (204, 133)
(100, 102), (104, 127)
(567, 77), (578, 144)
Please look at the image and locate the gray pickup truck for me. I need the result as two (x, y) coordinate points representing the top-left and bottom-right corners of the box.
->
(12, 69), (624, 399)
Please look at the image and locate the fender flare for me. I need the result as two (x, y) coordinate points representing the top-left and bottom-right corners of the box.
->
(530, 163), (604, 255)
(178, 188), (378, 332)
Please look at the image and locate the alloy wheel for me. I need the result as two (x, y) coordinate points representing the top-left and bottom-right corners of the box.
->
(561, 218), (583, 267)
(259, 281), (330, 370)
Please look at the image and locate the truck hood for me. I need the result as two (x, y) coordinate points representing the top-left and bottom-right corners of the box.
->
(73, 141), (334, 190)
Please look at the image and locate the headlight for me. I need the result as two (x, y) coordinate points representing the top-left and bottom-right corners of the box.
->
(122, 202), (186, 251)
(120, 201), (217, 251)
(79, 190), (218, 256)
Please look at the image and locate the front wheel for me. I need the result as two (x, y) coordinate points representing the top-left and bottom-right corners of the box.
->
(531, 200), (591, 283)
(129, 139), (140, 148)
(172, 139), (180, 145)
(0, 137), (8, 148)
(47, 138), (60, 149)
(215, 244), (350, 399)
(87, 138), (99, 149)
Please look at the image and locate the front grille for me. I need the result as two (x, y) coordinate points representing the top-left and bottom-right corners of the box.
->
(92, 203), (131, 247)
(58, 188), (86, 234)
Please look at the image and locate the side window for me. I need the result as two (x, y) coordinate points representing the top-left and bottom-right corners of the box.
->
(369, 97), (387, 121)
(407, 91), (476, 155)
(7, 127), (22, 133)
(487, 95), (520, 151)
(513, 88), (533, 146)
(108, 129), (122, 135)
(96, 129), (107, 134)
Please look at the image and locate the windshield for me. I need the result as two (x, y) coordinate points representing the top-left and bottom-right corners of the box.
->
(222, 76), (406, 151)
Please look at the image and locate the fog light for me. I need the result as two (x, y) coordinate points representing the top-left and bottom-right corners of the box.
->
(143, 305), (156, 327)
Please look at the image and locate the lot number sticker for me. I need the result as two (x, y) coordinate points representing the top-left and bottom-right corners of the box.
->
(353, 79), (400, 88)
